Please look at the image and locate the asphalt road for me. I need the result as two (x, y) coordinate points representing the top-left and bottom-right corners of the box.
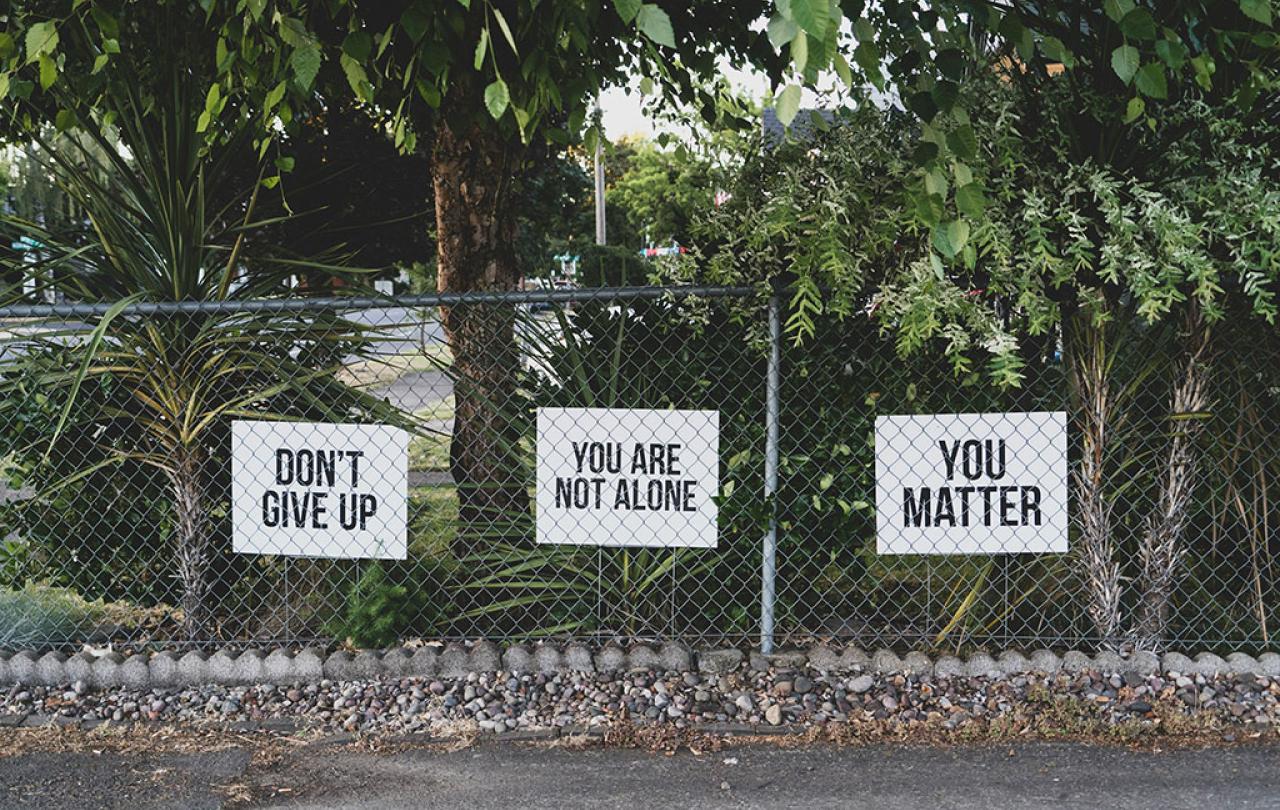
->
(3, 740), (1278, 809)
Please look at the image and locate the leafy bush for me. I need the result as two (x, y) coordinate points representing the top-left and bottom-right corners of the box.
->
(329, 560), (449, 648)
(0, 584), (108, 649)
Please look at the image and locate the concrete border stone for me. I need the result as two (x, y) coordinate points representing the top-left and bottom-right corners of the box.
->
(659, 642), (692, 672)
(64, 652), (96, 687)
(1162, 651), (1194, 674)
(92, 653), (124, 688)
(564, 643), (594, 672)
(8, 650), (38, 684)
(263, 650), (295, 683)
(934, 655), (965, 677)
(964, 652), (997, 677)
(871, 649), (903, 674)
(594, 644), (626, 673)
(35, 652), (67, 686)
(1029, 649), (1061, 674)
(903, 651), (933, 676)
(627, 645), (660, 672)
(532, 644), (562, 673)
(1258, 652), (1280, 676)
(381, 648), (414, 677)
(233, 649), (267, 684)
(437, 644), (470, 678)
(119, 655), (150, 689)
(178, 651), (208, 683)
(697, 648), (742, 675)
(407, 647), (437, 677)
(806, 645), (840, 672)
(2, 643), (1279, 688)
(150, 651), (180, 687)
(1061, 650), (1092, 673)
(838, 646), (870, 670)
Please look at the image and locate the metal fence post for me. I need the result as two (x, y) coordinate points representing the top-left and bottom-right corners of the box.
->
(761, 293), (781, 654)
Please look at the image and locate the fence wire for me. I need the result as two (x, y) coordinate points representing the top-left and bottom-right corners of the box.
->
(0, 286), (1276, 654)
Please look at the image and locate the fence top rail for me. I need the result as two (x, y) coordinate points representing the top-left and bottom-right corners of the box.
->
(0, 285), (759, 319)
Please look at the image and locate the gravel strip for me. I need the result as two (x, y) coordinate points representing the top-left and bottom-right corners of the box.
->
(2, 663), (1277, 740)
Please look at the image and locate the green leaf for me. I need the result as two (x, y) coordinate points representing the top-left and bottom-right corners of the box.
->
(38, 54), (56, 90)
(1042, 36), (1075, 68)
(935, 48), (965, 81)
(613, 0), (642, 23)
(484, 78), (510, 119)
(0, 74), (10, 100)
(775, 84), (802, 126)
(945, 124), (977, 159)
(932, 219), (970, 258)
(0, 32), (14, 59)
(1111, 44), (1139, 83)
(791, 0), (829, 38)
(914, 190), (944, 226)
(1241, 0), (1273, 24)
(1135, 62), (1167, 98)
(854, 18), (874, 42)
(955, 183), (987, 218)
(196, 109), (212, 133)
(340, 54), (373, 102)
(636, 4), (676, 48)
(25, 21), (59, 63)
(639, 75), (653, 94)
(274, 156), (296, 173)
(1103, 0), (1135, 22)
(1119, 8), (1156, 39)
(1154, 37), (1187, 70)
(492, 7), (519, 55)
(1123, 95), (1146, 122)
(400, 6), (430, 42)
(343, 31), (373, 62)
(54, 108), (75, 131)
(474, 28), (489, 70)
(290, 44), (322, 90)
(767, 14), (800, 49)
(91, 53), (110, 74)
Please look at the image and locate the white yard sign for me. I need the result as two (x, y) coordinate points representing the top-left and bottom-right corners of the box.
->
(536, 407), (719, 548)
(231, 421), (408, 560)
(875, 411), (1068, 555)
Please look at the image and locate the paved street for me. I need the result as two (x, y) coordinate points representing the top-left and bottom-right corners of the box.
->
(2, 739), (1278, 809)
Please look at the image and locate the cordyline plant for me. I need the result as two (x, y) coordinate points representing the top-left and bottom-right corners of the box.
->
(0, 78), (419, 642)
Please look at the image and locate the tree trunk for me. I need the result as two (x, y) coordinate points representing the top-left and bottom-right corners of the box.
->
(170, 445), (214, 642)
(430, 102), (530, 550)
(1065, 313), (1124, 647)
(1132, 307), (1212, 650)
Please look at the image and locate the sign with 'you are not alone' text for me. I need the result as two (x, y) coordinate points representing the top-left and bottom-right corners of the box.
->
(231, 421), (408, 560)
(536, 407), (719, 548)
(875, 411), (1068, 555)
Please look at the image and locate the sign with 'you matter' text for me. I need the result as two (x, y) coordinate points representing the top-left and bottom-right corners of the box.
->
(536, 407), (719, 548)
(231, 421), (408, 560)
(875, 411), (1068, 555)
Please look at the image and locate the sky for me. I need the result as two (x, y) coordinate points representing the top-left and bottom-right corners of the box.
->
(598, 61), (837, 141)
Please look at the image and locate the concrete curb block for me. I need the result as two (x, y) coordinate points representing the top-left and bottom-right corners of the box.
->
(1, 641), (1276, 688)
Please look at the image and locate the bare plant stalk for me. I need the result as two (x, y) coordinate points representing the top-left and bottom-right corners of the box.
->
(1066, 314), (1124, 646)
(169, 445), (213, 643)
(1132, 307), (1212, 650)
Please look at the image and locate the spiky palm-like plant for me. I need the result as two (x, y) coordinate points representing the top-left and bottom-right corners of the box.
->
(0, 79), (415, 642)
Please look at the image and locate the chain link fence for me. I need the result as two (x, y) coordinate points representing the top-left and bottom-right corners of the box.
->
(0, 285), (1276, 654)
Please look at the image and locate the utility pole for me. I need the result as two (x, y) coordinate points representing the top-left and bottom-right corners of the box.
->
(594, 135), (607, 245)
(593, 106), (606, 245)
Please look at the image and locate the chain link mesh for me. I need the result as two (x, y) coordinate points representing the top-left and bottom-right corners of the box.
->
(0, 286), (1275, 654)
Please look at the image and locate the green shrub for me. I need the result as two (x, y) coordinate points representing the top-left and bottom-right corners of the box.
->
(0, 583), (108, 649)
(329, 560), (448, 648)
